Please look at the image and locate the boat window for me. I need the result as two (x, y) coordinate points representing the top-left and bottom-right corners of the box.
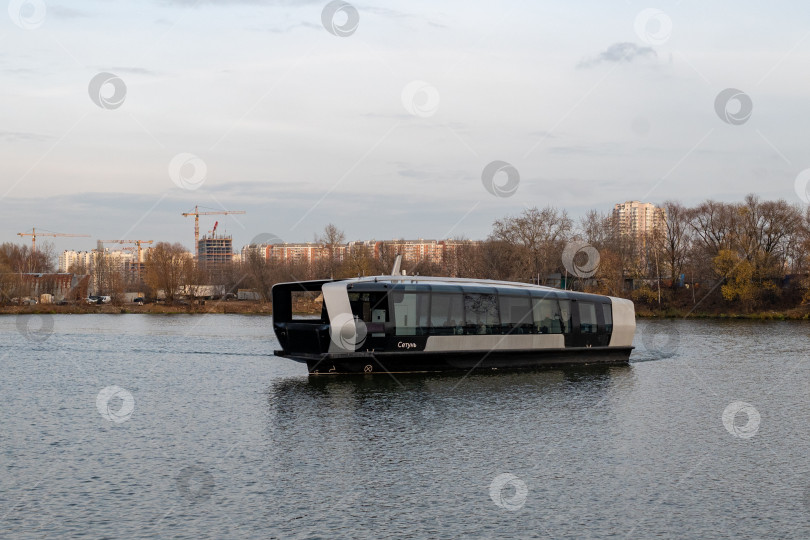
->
(392, 290), (430, 336)
(348, 292), (389, 334)
(557, 299), (572, 334)
(499, 293), (533, 334)
(532, 297), (563, 334)
(602, 303), (613, 333)
(579, 302), (598, 334)
(463, 292), (499, 334)
(290, 290), (324, 321)
(430, 292), (465, 335)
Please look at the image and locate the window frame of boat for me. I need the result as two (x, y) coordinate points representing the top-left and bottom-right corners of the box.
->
(347, 290), (390, 336)
(428, 284), (466, 335)
(577, 300), (599, 334)
(529, 290), (567, 335)
(602, 302), (613, 334)
(498, 290), (534, 334)
(387, 283), (591, 338)
(390, 284), (432, 336)
(460, 286), (500, 335)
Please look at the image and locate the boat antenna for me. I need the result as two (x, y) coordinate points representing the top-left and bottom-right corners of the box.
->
(391, 254), (402, 276)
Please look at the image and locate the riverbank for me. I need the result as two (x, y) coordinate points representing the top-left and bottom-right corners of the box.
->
(635, 304), (810, 320)
(5, 302), (810, 320)
(0, 302), (274, 315)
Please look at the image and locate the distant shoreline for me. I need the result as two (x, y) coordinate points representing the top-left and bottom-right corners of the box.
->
(3, 304), (810, 320)
(635, 306), (810, 320)
(0, 302), (274, 315)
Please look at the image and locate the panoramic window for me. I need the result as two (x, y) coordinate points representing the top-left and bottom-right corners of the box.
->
(348, 291), (389, 334)
(463, 291), (499, 334)
(602, 303), (613, 333)
(499, 293), (533, 334)
(532, 296), (563, 334)
(392, 288), (430, 336)
(557, 299), (573, 334)
(579, 302), (598, 334)
(430, 291), (465, 335)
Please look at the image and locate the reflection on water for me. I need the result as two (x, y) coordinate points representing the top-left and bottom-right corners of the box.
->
(1, 316), (810, 538)
(268, 365), (632, 441)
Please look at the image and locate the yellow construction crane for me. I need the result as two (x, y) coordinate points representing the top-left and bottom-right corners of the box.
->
(98, 240), (154, 281)
(17, 228), (90, 252)
(182, 205), (245, 259)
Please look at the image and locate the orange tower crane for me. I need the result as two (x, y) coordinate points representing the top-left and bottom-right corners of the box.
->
(17, 228), (90, 252)
(181, 206), (245, 259)
(98, 240), (154, 281)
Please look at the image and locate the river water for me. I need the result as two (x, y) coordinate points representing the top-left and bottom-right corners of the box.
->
(1, 314), (809, 539)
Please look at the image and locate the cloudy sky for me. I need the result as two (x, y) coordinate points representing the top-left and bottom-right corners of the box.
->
(2, 0), (809, 254)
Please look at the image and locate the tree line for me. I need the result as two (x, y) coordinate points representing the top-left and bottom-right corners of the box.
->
(3, 194), (809, 312)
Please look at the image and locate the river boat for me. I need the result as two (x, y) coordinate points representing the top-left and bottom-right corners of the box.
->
(272, 270), (635, 375)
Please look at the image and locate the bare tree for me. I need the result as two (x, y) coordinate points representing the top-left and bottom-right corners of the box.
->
(317, 223), (346, 278)
(661, 201), (691, 288)
(244, 249), (274, 301)
(490, 206), (573, 283)
(0, 242), (54, 274)
(144, 242), (190, 303)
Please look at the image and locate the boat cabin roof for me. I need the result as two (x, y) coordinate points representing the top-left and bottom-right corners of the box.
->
(337, 275), (609, 302)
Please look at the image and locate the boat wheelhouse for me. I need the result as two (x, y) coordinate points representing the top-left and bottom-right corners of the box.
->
(272, 275), (635, 375)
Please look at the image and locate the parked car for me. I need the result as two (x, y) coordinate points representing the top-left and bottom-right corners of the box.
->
(132, 297), (145, 306)
(86, 296), (101, 305)
(99, 296), (112, 304)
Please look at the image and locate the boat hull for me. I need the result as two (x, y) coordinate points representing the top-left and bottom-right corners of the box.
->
(275, 346), (633, 375)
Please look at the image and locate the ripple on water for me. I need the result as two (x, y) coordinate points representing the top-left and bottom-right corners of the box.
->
(0, 316), (809, 538)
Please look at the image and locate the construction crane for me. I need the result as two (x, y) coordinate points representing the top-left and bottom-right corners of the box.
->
(98, 240), (154, 281)
(17, 228), (90, 252)
(182, 206), (245, 259)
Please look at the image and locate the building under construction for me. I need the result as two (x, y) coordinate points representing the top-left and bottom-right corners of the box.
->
(197, 234), (233, 265)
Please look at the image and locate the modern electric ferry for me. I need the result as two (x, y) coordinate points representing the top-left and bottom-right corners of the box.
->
(272, 272), (635, 375)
